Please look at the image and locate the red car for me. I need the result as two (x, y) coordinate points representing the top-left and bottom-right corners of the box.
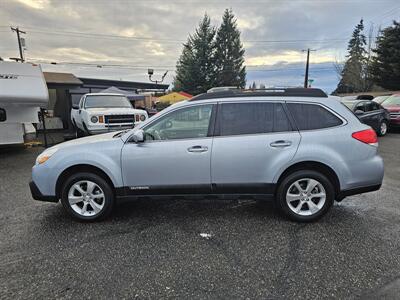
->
(382, 94), (400, 127)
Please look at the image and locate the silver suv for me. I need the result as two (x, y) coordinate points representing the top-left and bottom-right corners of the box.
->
(30, 88), (384, 222)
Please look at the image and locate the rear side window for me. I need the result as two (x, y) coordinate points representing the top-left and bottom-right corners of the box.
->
(217, 102), (292, 136)
(287, 103), (342, 130)
(0, 108), (6, 122)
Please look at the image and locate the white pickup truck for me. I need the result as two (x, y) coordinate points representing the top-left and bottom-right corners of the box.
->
(71, 93), (148, 135)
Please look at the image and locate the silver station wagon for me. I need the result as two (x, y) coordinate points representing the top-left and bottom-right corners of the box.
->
(30, 88), (384, 222)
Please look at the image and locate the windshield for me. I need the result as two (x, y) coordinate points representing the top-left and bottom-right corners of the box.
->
(373, 96), (389, 104)
(382, 95), (400, 106)
(85, 95), (132, 108)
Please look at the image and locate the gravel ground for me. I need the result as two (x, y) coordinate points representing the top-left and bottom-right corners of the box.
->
(0, 132), (399, 299)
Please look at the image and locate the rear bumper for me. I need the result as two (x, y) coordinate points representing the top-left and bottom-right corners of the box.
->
(29, 181), (58, 203)
(336, 183), (381, 201)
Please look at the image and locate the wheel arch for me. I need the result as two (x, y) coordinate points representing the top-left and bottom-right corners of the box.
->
(276, 161), (340, 198)
(56, 164), (115, 199)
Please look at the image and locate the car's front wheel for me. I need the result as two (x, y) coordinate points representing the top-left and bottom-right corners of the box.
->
(276, 170), (334, 222)
(60, 172), (114, 221)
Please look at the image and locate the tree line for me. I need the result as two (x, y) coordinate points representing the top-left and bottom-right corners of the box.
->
(334, 19), (400, 94)
(173, 9), (246, 95)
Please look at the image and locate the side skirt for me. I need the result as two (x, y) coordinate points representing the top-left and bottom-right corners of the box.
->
(115, 183), (276, 203)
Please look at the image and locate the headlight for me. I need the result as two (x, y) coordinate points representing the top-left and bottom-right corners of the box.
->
(36, 147), (59, 165)
(91, 116), (98, 123)
(140, 115), (146, 121)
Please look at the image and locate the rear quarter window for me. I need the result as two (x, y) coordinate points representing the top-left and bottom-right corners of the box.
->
(287, 103), (343, 130)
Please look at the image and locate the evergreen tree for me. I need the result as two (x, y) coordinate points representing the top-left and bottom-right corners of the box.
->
(334, 20), (367, 94)
(371, 21), (400, 90)
(173, 14), (216, 95)
(214, 9), (246, 88)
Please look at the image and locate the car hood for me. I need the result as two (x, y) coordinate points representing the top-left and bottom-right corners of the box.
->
(383, 105), (400, 112)
(85, 107), (145, 115)
(48, 132), (120, 151)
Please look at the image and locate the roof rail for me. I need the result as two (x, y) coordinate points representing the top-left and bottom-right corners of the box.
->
(207, 86), (239, 93)
(190, 87), (328, 101)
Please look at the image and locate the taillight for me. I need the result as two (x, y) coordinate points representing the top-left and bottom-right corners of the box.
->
(352, 129), (378, 146)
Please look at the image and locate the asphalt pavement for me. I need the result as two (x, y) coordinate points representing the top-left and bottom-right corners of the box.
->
(1, 133), (399, 299)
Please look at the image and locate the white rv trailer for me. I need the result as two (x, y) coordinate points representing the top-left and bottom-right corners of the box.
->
(0, 61), (49, 146)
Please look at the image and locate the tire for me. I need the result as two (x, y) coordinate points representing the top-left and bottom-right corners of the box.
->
(73, 120), (85, 138)
(60, 172), (114, 221)
(377, 120), (388, 136)
(276, 170), (334, 222)
(82, 123), (91, 136)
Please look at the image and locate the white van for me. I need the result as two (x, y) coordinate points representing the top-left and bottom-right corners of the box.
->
(0, 61), (49, 145)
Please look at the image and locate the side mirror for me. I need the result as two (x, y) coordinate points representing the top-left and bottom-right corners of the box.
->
(354, 110), (364, 116)
(72, 104), (79, 109)
(131, 129), (144, 143)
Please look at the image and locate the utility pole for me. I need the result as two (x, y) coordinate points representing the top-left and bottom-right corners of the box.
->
(11, 26), (26, 62)
(302, 49), (316, 88)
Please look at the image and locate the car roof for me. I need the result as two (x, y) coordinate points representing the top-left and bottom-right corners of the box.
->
(190, 88), (328, 101)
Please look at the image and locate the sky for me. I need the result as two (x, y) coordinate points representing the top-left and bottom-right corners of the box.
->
(0, 0), (399, 94)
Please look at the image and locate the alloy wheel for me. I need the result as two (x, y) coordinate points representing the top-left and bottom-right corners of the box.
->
(286, 178), (326, 216)
(380, 122), (387, 135)
(68, 180), (105, 217)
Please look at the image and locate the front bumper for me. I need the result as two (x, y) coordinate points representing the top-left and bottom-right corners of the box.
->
(29, 181), (58, 203)
(389, 115), (400, 126)
(86, 124), (135, 134)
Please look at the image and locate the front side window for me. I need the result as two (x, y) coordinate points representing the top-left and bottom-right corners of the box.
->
(287, 103), (343, 130)
(144, 104), (213, 141)
(0, 108), (6, 122)
(84, 95), (132, 109)
(354, 102), (366, 112)
(216, 102), (292, 136)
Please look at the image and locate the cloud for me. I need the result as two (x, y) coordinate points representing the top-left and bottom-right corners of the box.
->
(0, 0), (398, 91)
(15, 0), (49, 10)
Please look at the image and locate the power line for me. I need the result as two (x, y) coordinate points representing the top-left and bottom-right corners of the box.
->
(3, 25), (352, 44)
(31, 59), (336, 73)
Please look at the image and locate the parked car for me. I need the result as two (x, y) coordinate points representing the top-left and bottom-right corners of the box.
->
(373, 95), (390, 104)
(341, 95), (374, 101)
(342, 100), (390, 136)
(381, 94), (400, 128)
(71, 93), (148, 135)
(30, 88), (384, 222)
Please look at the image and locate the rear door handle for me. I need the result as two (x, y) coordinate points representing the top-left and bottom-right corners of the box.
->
(270, 140), (292, 148)
(187, 145), (208, 153)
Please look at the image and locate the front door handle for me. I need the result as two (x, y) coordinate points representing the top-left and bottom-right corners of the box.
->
(187, 145), (208, 153)
(270, 140), (292, 148)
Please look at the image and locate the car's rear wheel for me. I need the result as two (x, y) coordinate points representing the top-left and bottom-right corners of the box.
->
(378, 120), (388, 136)
(276, 170), (334, 222)
(60, 172), (114, 221)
